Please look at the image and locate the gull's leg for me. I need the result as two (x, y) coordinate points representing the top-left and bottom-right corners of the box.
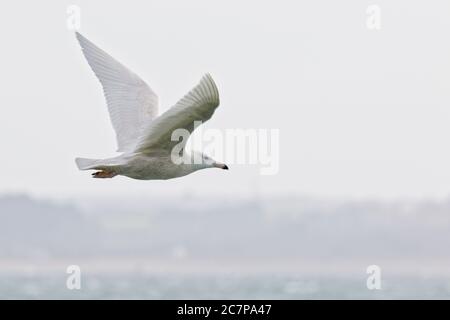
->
(92, 171), (117, 178)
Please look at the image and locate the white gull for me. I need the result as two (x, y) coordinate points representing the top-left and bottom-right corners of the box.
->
(74, 32), (228, 179)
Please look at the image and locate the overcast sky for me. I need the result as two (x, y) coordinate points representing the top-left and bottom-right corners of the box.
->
(1, 0), (450, 200)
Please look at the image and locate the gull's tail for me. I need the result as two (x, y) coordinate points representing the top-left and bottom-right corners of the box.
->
(75, 157), (102, 170)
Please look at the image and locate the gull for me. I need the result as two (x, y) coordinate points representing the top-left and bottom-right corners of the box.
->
(74, 32), (228, 180)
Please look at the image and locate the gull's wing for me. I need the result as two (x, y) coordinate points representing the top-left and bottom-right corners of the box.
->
(133, 74), (220, 154)
(76, 32), (158, 153)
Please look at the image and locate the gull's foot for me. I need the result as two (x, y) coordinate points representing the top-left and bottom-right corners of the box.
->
(92, 171), (117, 178)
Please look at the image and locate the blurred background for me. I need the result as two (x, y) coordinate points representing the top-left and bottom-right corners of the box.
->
(0, 0), (450, 298)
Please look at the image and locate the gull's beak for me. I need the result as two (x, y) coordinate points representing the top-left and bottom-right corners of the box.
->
(214, 163), (229, 170)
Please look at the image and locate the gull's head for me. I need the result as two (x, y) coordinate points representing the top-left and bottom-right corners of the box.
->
(190, 151), (229, 170)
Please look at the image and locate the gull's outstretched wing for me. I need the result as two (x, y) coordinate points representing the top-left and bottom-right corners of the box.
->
(76, 32), (158, 152)
(133, 74), (220, 154)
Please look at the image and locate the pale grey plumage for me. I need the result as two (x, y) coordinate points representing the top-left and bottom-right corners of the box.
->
(74, 32), (227, 180)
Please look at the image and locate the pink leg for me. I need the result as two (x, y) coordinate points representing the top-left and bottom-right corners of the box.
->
(92, 171), (117, 178)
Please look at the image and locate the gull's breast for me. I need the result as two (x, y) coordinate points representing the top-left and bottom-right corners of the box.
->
(120, 155), (185, 180)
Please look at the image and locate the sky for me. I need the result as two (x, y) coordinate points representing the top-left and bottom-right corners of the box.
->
(1, 0), (450, 200)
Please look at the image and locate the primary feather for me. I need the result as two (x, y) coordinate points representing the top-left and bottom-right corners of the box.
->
(76, 32), (158, 153)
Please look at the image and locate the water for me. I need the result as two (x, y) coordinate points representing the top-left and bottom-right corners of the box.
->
(1, 274), (450, 299)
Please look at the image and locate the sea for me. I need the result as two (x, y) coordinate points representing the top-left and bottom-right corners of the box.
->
(1, 273), (450, 299)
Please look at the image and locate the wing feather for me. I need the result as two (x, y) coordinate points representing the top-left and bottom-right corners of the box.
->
(76, 32), (158, 152)
(134, 74), (220, 154)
